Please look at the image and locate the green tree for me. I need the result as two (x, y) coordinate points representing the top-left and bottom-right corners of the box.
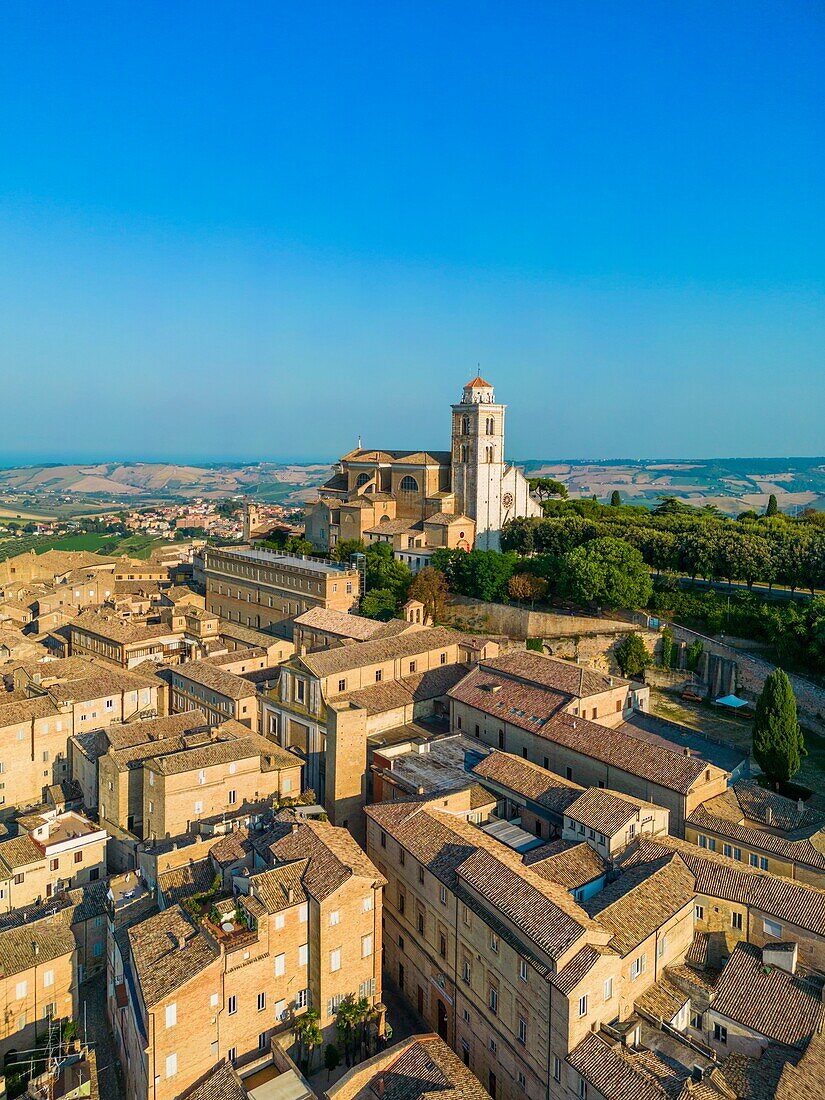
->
(559, 537), (652, 609)
(294, 1009), (323, 1074)
(528, 477), (568, 503)
(360, 589), (398, 620)
(365, 542), (411, 605)
(324, 1043), (341, 1080)
(766, 493), (779, 517)
(660, 626), (674, 669)
(752, 669), (806, 786)
(507, 572), (548, 605)
(610, 490), (621, 507)
(614, 632), (652, 678)
(407, 566), (449, 623)
(331, 538), (365, 562)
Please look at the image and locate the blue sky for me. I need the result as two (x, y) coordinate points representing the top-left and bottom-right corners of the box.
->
(1, 1), (823, 463)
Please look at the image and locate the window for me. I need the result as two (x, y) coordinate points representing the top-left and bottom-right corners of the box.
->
(723, 843), (732, 858)
(329, 909), (340, 926)
(731, 912), (743, 931)
(578, 1079), (588, 1100)
(50, 858), (59, 871)
(713, 1023), (728, 1045)
(630, 954), (646, 980)
(733, 847), (742, 861)
(361, 933), (373, 957)
(517, 1016), (527, 1044)
(259, 1032), (268, 1051)
(296, 989), (309, 1009)
(227, 996), (237, 1015)
(380, 831), (386, 849)
(275, 953), (286, 976)
(462, 1008), (470, 1023)
(760, 856), (769, 870)
(330, 948), (341, 972)
(338, 679), (346, 692)
(43, 970), (54, 988)
(165, 1054), (177, 1079)
(691, 1011), (703, 1029)
(657, 935), (667, 959)
(400, 476), (418, 493)
(228, 790), (237, 805)
(295, 679), (305, 703)
(488, 1038), (497, 1054)
(763, 918), (782, 938)
(194, 799), (203, 814)
(518, 1072), (526, 1090)
(440, 885), (447, 905)
(603, 977), (613, 1001)
(165, 1003), (177, 1028)
(417, 911), (425, 934)
(566, 766), (573, 781)
(228, 1048), (236, 1063)
(750, 853), (758, 867)
(93, 942), (103, 957)
(462, 905), (471, 927)
(490, 931), (499, 953)
(363, 894), (373, 912)
(695, 904), (704, 921)
(211, 993), (219, 1008)
(519, 958), (528, 982)
(553, 1057), (561, 1083)
(15, 980), (27, 999)
(409, 660), (416, 674)
(198, 769), (206, 785)
(275, 913), (285, 930)
(257, 992), (266, 1011)
(463, 959), (471, 983)
(489, 987), (498, 1014)
(398, 891), (405, 915)
(578, 995), (587, 1017)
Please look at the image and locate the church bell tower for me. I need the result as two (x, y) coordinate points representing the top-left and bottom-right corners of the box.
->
(451, 376), (506, 550)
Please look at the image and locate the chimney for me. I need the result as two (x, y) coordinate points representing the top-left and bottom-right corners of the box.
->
(763, 941), (797, 975)
(376, 1078), (385, 1097)
(798, 798), (805, 814)
(684, 747), (691, 757)
(765, 807), (773, 826)
(287, 887), (294, 904)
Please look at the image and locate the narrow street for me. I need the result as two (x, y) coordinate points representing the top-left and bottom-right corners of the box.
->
(78, 974), (123, 1100)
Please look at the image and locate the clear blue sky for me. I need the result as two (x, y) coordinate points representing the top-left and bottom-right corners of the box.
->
(1, 1), (823, 464)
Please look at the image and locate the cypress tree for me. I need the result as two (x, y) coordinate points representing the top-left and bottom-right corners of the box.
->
(766, 493), (779, 517)
(752, 668), (806, 785)
(610, 490), (621, 507)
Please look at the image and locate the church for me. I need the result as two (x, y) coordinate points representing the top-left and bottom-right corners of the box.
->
(305, 376), (541, 565)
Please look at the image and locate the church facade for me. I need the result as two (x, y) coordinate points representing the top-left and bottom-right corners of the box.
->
(305, 377), (541, 562)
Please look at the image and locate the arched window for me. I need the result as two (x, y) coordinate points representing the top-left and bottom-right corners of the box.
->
(355, 472), (371, 488)
(399, 475), (419, 493)
(461, 415), (470, 435)
(485, 417), (495, 435)
(485, 446), (494, 463)
(460, 445), (468, 463)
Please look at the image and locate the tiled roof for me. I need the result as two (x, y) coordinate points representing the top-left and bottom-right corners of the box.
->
(128, 905), (217, 1006)
(70, 609), (175, 645)
(553, 943), (606, 995)
(173, 661), (255, 700)
(424, 512), (473, 526)
(620, 836), (825, 935)
(468, 651), (627, 697)
(583, 854), (696, 955)
(270, 816), (384, 901)
(145, 732), (295, 776)
(178, 1062), (246, 1100)
(337, 665), (468, 714)
(46, 666), (157, 704)
(371, 1035), (491, 1100)
(566, 788), (654, 836)
(456, 848), (592, 960)
(158, 858), (217, 905)
(0, 913), (75, 979)
(208, 828), (253, 867)
(106, 710), (210, 752)
(0, 694), (61, 728)
(470, 750), (582, 813)
(293, 607), (387, 640)
(711, 941), (825, 1048)
(0, 834), (45, 874)
(774, 1033), (825, 1100)
(686, 804), (825, 872)
(635, 974), (689, 1022)
(248, 861), (308, 912)
(300, 627), (463, 679)
(567, 1032), (682, 1100)
(525, 840), (607, 890)
(732, 781), (824, 832)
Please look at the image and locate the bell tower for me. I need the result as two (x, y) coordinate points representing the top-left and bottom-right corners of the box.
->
(451, 376), (506, 550)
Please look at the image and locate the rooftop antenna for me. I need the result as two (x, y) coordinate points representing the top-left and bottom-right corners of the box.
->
(357, 434), (362, 450)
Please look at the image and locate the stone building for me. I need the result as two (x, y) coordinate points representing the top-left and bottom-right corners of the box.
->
(305, 377), (541, 555)
(109, 815), (384, 1100)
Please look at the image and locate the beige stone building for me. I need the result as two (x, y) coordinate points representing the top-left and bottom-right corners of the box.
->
(70, 608), (190, 668)
(0, 808), (107, 911)
(292, 606), (418, 655)
(168, 660), (260, 730)
(448, 652), (727, 835)
(262, 626), (498, 832)
(142, 736), (302, 841)
(365, 791), (825, 1100)
(109, 815), (384, 1100)
(0, 911), (76, 1061)
(306, 376), (541, 555)
(204, 546), (360, 633)
(686, 780), (825, 888)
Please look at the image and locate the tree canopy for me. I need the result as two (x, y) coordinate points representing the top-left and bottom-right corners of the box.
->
(559, 537), (653, 609)
(752, 669), (806, 785)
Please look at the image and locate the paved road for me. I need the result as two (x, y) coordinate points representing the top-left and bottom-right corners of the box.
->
(78, 973), (123, 1100)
